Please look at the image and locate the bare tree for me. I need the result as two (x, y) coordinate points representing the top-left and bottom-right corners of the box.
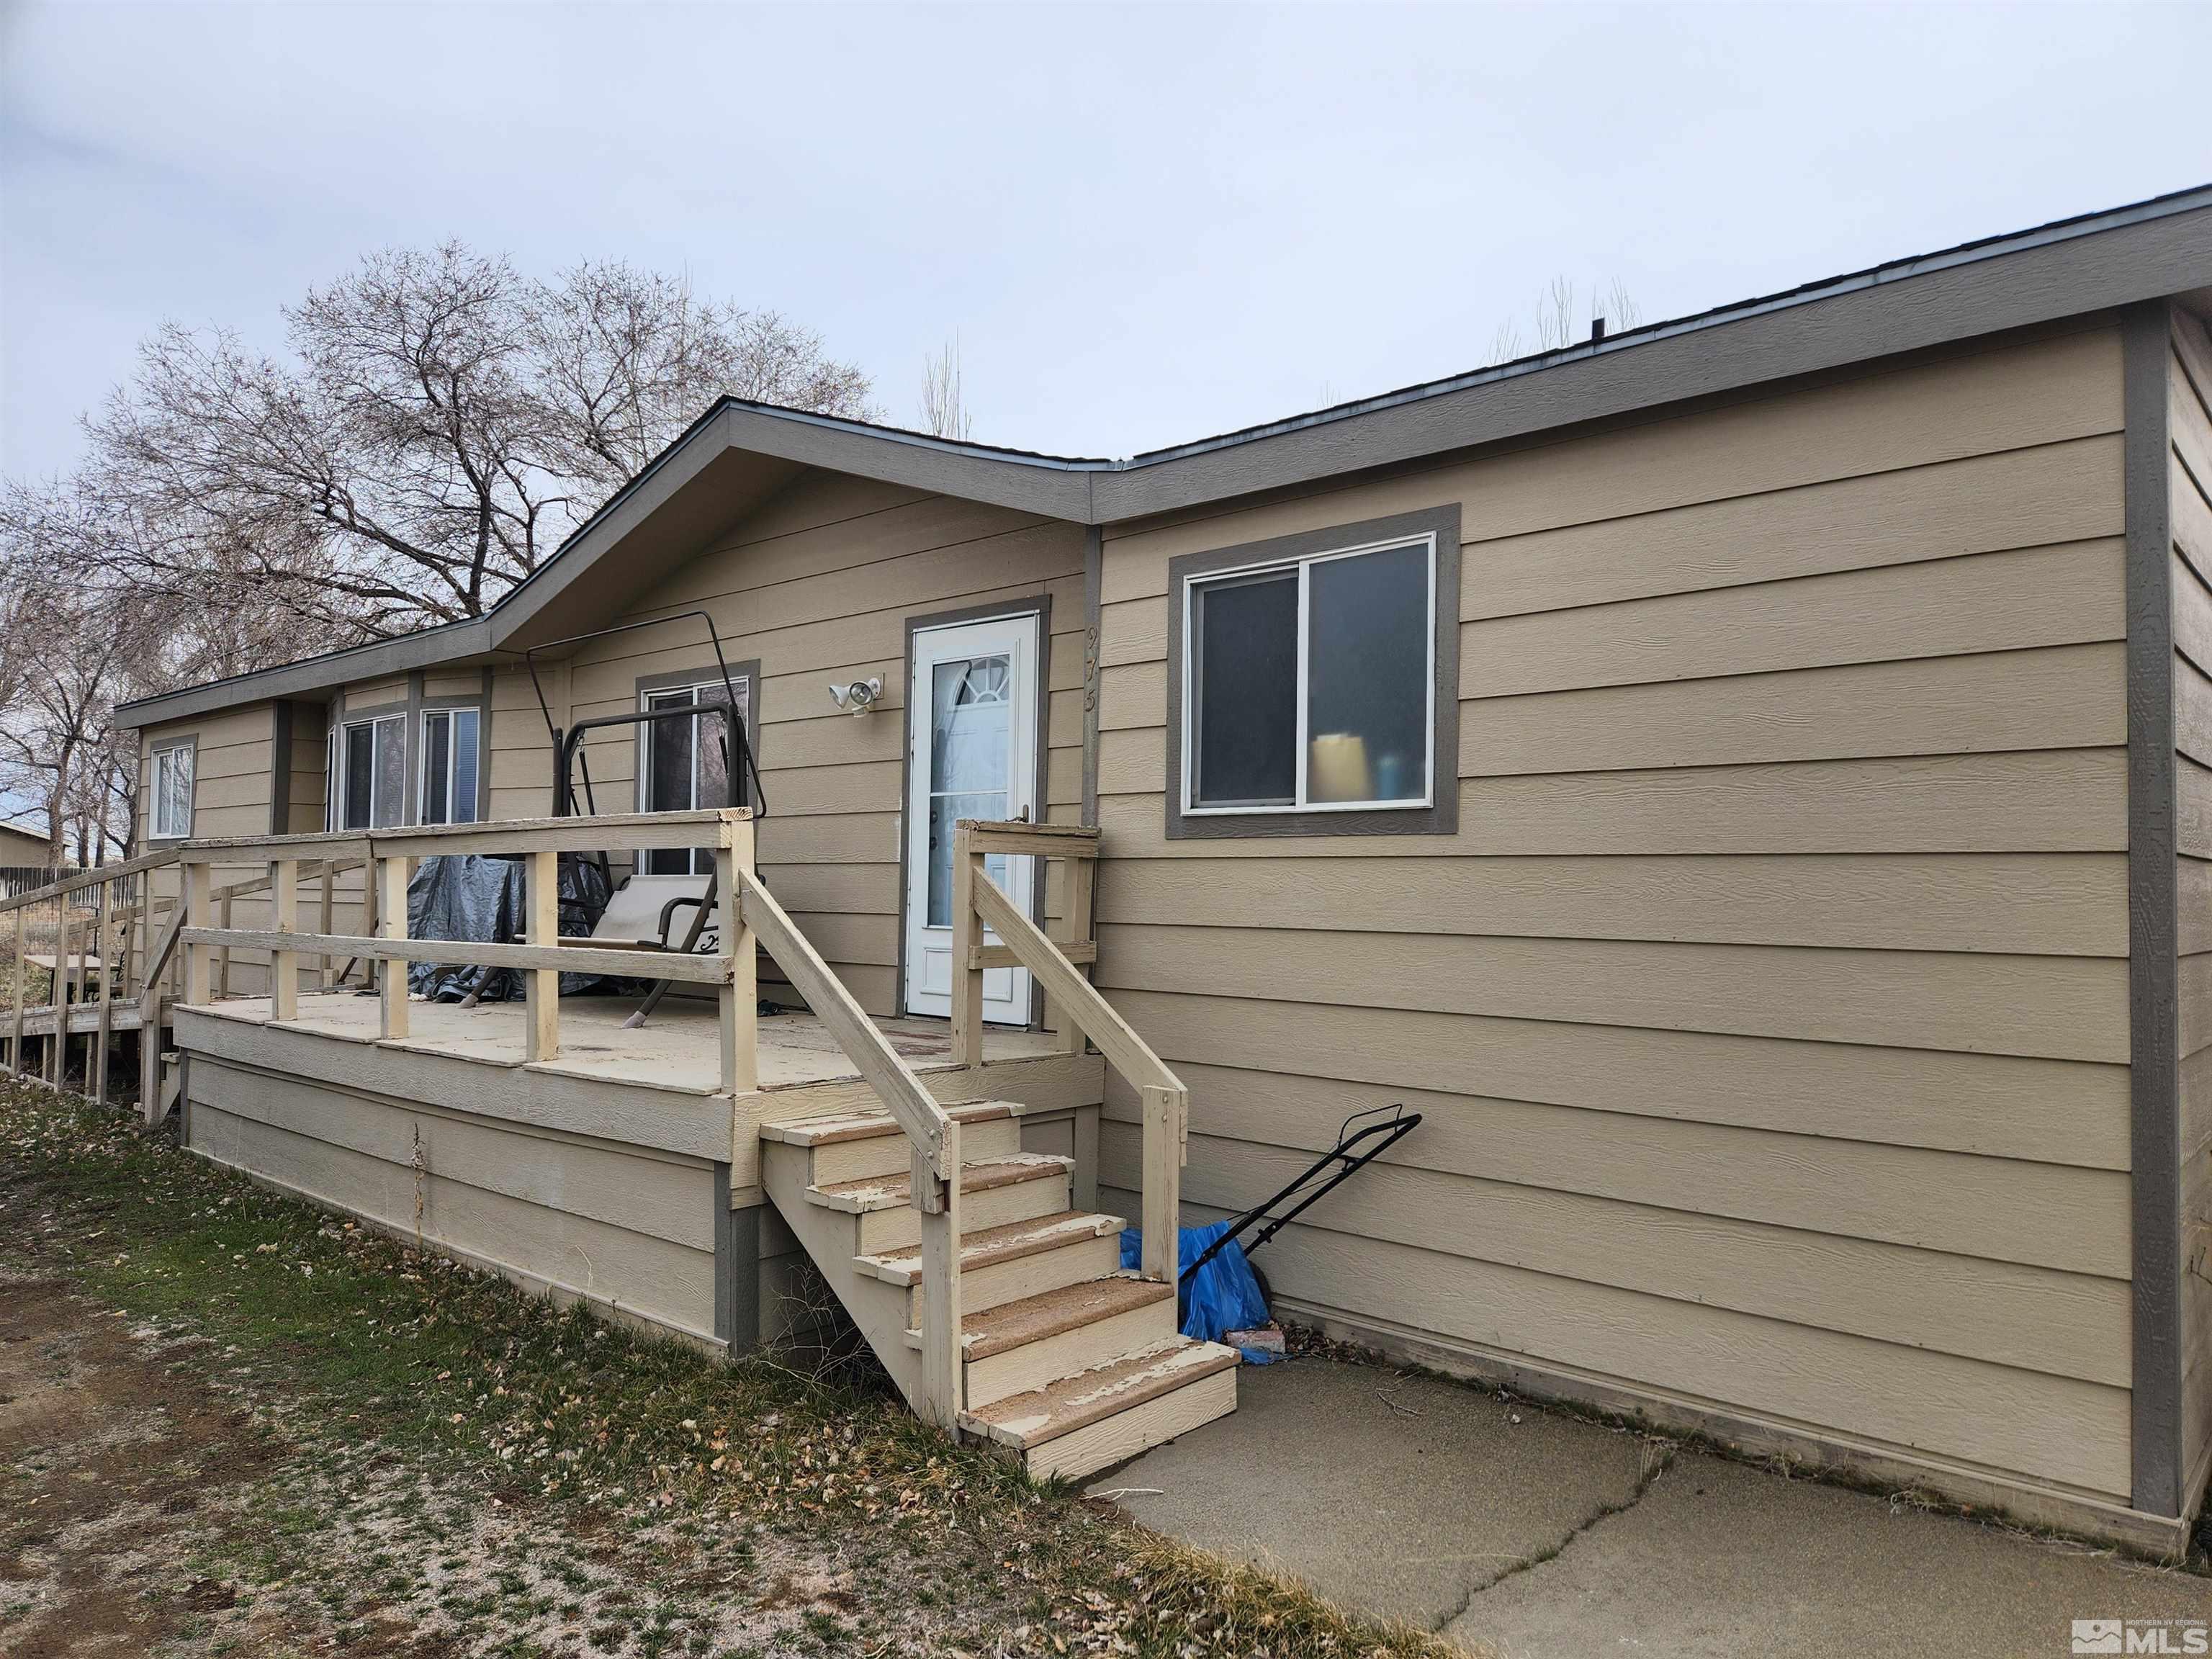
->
(919, 336), (972, 441)
(1487, 277), (1642, 364)
(533, 261), (876, 495)
(0, 579), (140, 865)
(63, 243), (878, 644)
(0, 242), (878, 858)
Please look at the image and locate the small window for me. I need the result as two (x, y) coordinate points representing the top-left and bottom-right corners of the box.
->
(640, 678), (751, 876)
(150, 744), (194, 839)
(333, 714), (405, 830)
(1184, 535), (1435, 814)
(418, 708), (480, 825)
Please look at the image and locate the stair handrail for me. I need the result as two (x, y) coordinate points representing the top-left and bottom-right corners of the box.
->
(731, 866), (956, 1180)
(729, 861), (968, 1428)
(952, 820), (1187, 1285)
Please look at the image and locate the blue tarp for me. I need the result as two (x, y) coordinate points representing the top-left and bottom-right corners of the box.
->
(1120, 1220), (1275, 1359)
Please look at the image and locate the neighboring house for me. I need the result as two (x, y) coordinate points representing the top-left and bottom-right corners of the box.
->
(102, 184), (2212, 1547)
(0, 822), (52, 870)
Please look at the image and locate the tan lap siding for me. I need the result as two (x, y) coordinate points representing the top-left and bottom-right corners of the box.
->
(2168, 308), (2212, 1493)
(186, 1056), (719, 1340)
(546, 472), (1088, 1017)
(1094, 324), (2135, 1503)
(140, 703), (279, 995)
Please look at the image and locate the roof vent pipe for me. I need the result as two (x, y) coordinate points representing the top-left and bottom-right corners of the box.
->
(1591, 317), (1607, 342)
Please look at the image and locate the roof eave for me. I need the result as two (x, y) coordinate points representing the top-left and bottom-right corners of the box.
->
(112, 181), (2212, 729)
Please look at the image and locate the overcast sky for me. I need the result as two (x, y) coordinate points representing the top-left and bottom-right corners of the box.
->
(5, 0), (2212, 482)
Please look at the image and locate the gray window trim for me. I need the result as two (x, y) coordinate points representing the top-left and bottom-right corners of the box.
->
(331, 671), (493, 830)
(146, 734), (199, 844)
(1164, 505), (1460, 840)
(269, 702), (294, 837)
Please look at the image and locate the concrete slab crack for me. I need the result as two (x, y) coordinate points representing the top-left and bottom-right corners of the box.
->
(1432, 1440), (1676, 1635)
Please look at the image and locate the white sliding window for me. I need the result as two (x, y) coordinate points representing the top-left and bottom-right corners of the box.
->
(418, 708), (480, 825)
(639, 678), (751, 876)
(150, 744), (194, 839)
(1182, 533), (1436, 814)
(332, 714), (406, 830)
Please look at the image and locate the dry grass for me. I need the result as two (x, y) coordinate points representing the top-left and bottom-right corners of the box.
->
(0, 1079), (1463, 1659)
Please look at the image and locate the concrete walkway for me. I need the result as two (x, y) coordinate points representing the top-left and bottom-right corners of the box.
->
(1093, 1357), (2212, 1658)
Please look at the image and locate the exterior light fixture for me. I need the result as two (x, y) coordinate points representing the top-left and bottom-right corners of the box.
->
(829, 677), (883, 716)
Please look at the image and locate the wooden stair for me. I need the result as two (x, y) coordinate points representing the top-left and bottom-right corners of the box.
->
(760, 1101), (1237, 1480)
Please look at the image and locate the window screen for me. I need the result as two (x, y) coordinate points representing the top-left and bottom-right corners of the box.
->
(341, 717), (405, 830)
(423, 712), (450, 825)
(1190, 571), (1298, 807)
(419, 708), (480, 825)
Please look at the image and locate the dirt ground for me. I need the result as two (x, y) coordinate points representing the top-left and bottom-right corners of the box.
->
(0, 1263), (996, 1658)
(0, 1274), (281, 1657)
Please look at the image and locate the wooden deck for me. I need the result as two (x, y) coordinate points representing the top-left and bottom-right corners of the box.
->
(175, 984), (1106, 1202)
(182, 989), (1069, 1096)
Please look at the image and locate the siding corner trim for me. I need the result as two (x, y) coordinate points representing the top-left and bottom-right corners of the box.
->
(2125, 298), (2185, 1517)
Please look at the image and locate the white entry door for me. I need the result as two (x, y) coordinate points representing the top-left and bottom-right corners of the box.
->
(903, 612), (1040, 1023)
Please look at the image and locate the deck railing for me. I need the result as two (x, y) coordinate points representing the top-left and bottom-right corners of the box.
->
(16, 809), (973, 1426)
(948, 820), (1186, 1285)
(3, 849), (187, 1113)
(4, 811), (1153, 1432)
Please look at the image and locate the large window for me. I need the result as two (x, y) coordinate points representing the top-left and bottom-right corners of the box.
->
(1184, 536), (1435, 813)
(329, 714), (405, 830)
(639, 676), (751, 876)
(1166, 506), (1459, 840)
(150, 742), (194, 840)
(418, 708), (480, 825)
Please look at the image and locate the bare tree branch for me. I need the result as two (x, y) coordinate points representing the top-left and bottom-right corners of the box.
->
(919, 336), (973, 441)
(0, 241), (880, 857)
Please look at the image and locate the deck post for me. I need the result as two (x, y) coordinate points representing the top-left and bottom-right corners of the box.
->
(46, 910), (68, 1087)
(93, 879), (113, 1107)
(9, 904), (24, 1074)
(216, 894), (233, 999)
(1140, 1084), (1182, 1283)
(118, 879), (135, 1002)
(140, 980), (166, 1129)
(715, 814), (758, 1097)
(917, 1115), (963, 1429)
(523, 849), (559, 1063)
(72, 902), (90, 1012)
(319, 860), (336, 987)
(183, 862), (212, 1006)
(377, 855), (410, 1041)
(270, 858), (299, 1022)
(1056, 850), (1095, 1056)
(950, 824), (984, 1069)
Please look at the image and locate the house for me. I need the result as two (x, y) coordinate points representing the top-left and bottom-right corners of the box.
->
(17, 181), (2212, 1549)
(0, 820), (53, 871)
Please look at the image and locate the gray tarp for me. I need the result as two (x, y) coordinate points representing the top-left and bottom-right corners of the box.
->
(405, 853), (620, 1002)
